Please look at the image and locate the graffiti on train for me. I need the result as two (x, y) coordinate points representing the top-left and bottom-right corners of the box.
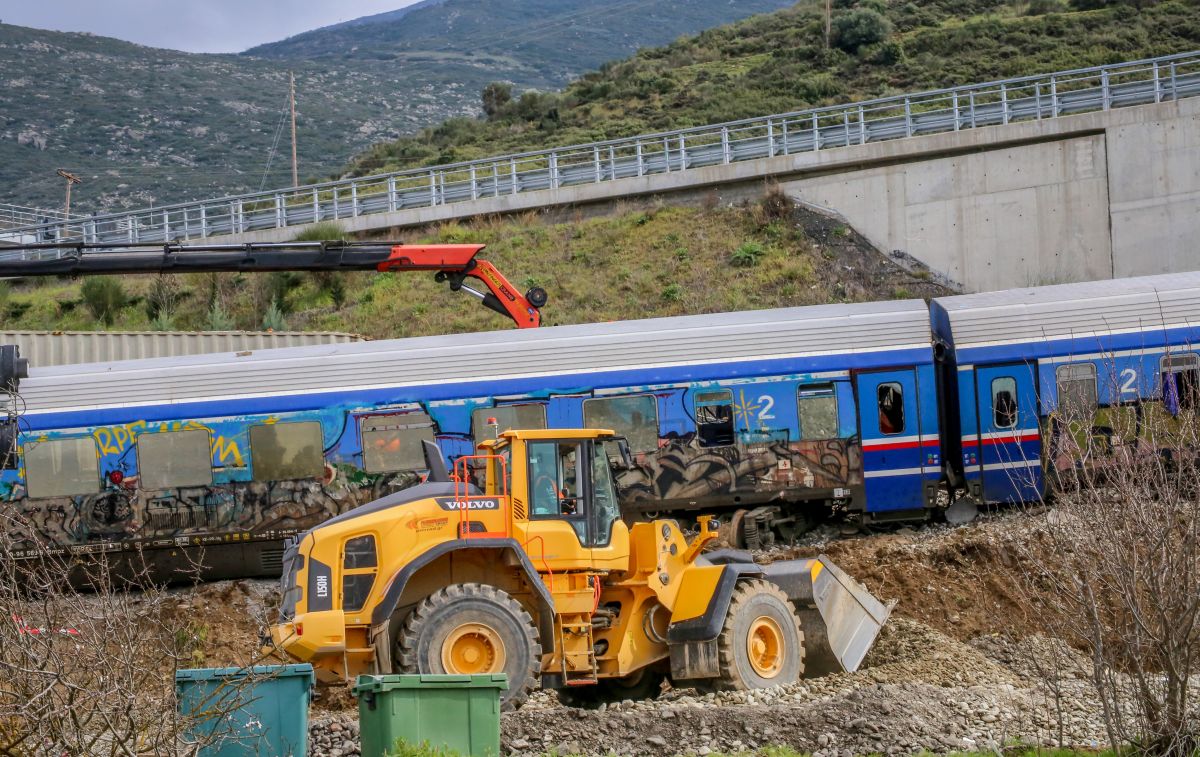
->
(618, 434), (860, 508)
(5, 467), (421, 554)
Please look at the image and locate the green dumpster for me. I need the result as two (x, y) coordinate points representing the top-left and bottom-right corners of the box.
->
(353, 674), (508, 757)
(175, 664), (314, 756)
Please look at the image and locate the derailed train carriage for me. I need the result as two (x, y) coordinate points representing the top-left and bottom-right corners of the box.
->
(4, 271), (1200, 577)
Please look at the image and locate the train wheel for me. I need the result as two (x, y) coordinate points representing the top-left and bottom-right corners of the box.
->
(396, 583), (541, 710)
(556, 666), (666, 708)
(711, 579), (804, 690)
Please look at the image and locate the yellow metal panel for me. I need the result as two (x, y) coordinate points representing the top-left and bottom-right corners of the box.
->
(667, 564), (724, 623)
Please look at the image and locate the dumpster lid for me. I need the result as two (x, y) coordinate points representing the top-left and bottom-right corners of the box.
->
(175, 663), (315, 682)
(352, 673), (508, 694)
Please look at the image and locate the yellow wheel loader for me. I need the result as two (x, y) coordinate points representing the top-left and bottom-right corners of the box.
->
(268, 429), (892, 709)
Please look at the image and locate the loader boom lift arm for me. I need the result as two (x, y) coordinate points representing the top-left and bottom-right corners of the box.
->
(0, 241), (545, 328)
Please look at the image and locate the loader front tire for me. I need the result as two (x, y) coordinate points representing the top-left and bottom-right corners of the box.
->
(712, 579), (804, 690)
(396, 583), (541, 710)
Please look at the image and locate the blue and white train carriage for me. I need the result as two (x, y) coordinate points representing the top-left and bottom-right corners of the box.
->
(933, 271), (1200, 516)
(3, 299), (939, 575)
(4, 271), (1200, 578)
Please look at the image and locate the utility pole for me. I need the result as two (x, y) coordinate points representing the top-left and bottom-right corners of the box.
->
(824, 0), (832, 49)
(56, 169), (82, 217)
(289, 71), (299, 187)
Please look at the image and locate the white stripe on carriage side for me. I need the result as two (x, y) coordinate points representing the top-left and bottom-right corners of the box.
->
(964, 430), (1041, 442)
(863, 467), (926, 479)
(981, 460), (1042, 471)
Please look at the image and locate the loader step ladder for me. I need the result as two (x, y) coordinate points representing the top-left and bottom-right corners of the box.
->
(556, 617), (598, 686)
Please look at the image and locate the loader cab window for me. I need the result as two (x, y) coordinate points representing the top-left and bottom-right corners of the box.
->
(526, 440), (617, 547)
(528, 441), (582, 519)
(695, 389), (735, 447)
(590, 442), (620, 547)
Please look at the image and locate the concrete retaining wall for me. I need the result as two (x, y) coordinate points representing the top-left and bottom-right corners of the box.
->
(232, 97), (1200, 292)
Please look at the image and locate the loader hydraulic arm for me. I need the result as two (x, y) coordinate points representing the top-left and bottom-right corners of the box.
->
(0, 240), (546, 328)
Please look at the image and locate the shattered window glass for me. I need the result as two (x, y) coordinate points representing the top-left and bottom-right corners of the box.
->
(798, 384), (839, 440)
(361, 413), (435, 472)
(695, 389), (735, 447)
(1056, 363), (1097, 419)
(472, 404), (546, 442)
(138, 429), (213, 490)
(250, 422), (325, 481)
(583, 395), (659, 453)
(25, 437), (101, 499)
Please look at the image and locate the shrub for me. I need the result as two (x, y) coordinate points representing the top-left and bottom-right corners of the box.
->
(731, 241), (766, 267)
(80, 278), (127, 326)
(480, 82), (512, 118)
(291, 221), (345, 243)
(832, 8), (894, 53)
(661, 283), (684, 301)
(207, 302), (235, 331)
(262, 299), (287, 331)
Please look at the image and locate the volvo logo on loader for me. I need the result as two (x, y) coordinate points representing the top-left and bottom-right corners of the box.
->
(434, 497), (501, 511)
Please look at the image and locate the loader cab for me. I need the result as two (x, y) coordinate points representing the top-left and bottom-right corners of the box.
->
(488, 429), (630, 572)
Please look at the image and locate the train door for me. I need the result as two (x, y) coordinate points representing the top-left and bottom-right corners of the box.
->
(972, 363), (1042, 503)
(855, 369), (926, 511)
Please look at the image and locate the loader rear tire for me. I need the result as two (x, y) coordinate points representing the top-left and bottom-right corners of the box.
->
(711, 579), (804, 691)
(396, 583), (541, 710)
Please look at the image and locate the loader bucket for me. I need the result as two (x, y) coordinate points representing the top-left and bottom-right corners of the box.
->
(793, 555), (894, 677)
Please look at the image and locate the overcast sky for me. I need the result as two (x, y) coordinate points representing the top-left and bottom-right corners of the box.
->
(0, 0), (422, 53)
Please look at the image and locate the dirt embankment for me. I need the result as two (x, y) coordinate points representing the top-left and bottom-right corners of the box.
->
(181, 512), (1108, 756)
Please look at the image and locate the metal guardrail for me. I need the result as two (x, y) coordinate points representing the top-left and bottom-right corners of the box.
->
(0, 204), (81, 229)
(12, 51), (1200, 247)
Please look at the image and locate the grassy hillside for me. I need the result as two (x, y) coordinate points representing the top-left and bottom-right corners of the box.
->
(0, 197), (948, 340)
(350, 0), (1200, 173)
(1, 0), (794, 213)
(245, 0), (797, 79)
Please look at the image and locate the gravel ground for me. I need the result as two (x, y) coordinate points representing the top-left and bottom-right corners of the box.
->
(307, 618), (1112, 756)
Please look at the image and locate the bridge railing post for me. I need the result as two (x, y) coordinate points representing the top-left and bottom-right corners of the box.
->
(842, 110), (850, 147)
(720, 128), (730, 165)
(429, 171), (437, 206)
(275, 194), (284, 228)
(332, 187), (340, 219)
(1001, 83), (1010, 124)
(1050, 75), (1059, 117)
(491, 162), (500, 197)
(678, 134), (687, 169)
(593, 146), (601, 183)
(858, 105), (866, 144)
(1153, 61), (1161, 103)
(781, 119), (790, 155)
(388, 177), (398, 212)
(904, 97), (913, 137)
(549, 152), (560, 188)
(200, 205), (209, 238)
(1171, 61), (1178, 100)
(510, 159), (518, 195)
(812, 112), (820, 151)
(636, 140), (645, 176)
(767, 118), (775, 158)
(1101, 69), (1111, 111)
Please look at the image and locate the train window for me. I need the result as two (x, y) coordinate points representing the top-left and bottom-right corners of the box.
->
(1160, 353), (1200, 411)
(471, 403), (546, 442)
(1056, 363), (1097, 418)
(361, 413), (434, 472)
(250, 422), (325, 481)
(24, 437), (100, 499)
(798, 384), (839, 440)
(992, 377), (1018, 429)
(137, 429), (213, 490)
(876, 383), (905, 435)
(583, 394), (659, 453)
(695, 390), (735, 447)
